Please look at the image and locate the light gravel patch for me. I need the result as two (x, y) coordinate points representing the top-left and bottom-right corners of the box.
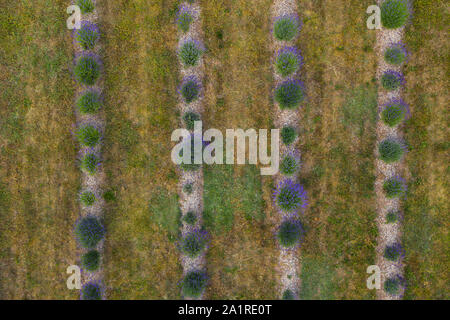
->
(179, 169), (204, 236)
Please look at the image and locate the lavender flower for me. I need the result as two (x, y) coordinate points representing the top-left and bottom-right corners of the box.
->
(81, 281), (102, 300)
(280, 150), (301, 176)
(273, 14), (301, 41)
(384, 274), (406, 298)
(380, 99), (410, 127)
(383, 175), (407, 199)
(181, 270), (208, 298)
(179, 39), (204, 67)
(277, 217), (305, 248)
(273, 179), (308, 213)
(176, 4), (195, 33)
(381, 70), (405, 91)
(74, 21), (99, 50)
(73, 52), (102, 86)
(179, 228), (208, 258)
(384, 42), (408, 65)
(178, 75), (201, 104)
(275, 46), (303, 77)
(274, 79), (306, 110)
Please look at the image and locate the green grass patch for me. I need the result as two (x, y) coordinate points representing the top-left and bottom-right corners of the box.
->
(300, 257), (338, 300)
(240, 165), (265, 221)
(203, 165), (235, 233)
(204, 165), (265, 234)
(341, 84), (377, 136)
(148, 188), (180, 242)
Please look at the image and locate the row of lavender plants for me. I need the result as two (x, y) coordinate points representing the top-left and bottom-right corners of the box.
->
(271, 11), (307, 300)
(376, 0), (412, 298)
(175, 2), (208, 299)
(71, 0), (105, 300)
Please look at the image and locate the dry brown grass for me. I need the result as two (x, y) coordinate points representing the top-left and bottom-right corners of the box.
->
(297, 0), (378, 299)
(0, 0), (79, 299)
(100, 0), (182, 299)
(201, 0), (278, 299)
(403, 0), (449, 299)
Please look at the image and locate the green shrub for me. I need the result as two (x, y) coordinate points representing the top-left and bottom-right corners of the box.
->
(179, 40), (203, 67)
(384, 243), (402, 261)
(381, 101), (407, 127)
(383, 177), (406, 198)
(378, 139), (404, 163)
(80, 191), (96, 206)
(81, 250), (100, 272)
(273, 16), (299, 41)
(183, 112), (200, 131)
(280, 154), (299, 176)
(180, 77), (200, 103)
(75, 216), (105, 249)
(76, 125), (101, 147)
(181, 231), (206, 258)
(281, 126), (297, 145)
(384, 277), (402, 295)
(275, 47), (301, 77)
(282, 289), (295, 300)
(381, 70), (403, 91)
(384, 44), (407, 65)
(77, 0), (95, 14)
(81, 283), (101, 300)
(103, 189), (116, 202)
(275, 179), (307, 213)
(81, 153), (100, 175)
(75, 22), (99, 50)
(277, 219), (304, 247)
(182, 270), (207, 298)
(183, 211), (197, 225)
(74, 54), (100, 85)
(183, 183), (193, 194)
(381, 0), (409, 29)
(386, 211), (399, 223)
(274, 80), (305, 110)
(76, 90), (102, 114)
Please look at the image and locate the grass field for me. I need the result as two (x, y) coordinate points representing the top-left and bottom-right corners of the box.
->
(0, 0), (447, 300)
(201, 0), (278, 299)
(0, 0), (79, 299)
(100, 0), (183, 299)
(297, 0), (378, 299)
(403, 0), (449, 299)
